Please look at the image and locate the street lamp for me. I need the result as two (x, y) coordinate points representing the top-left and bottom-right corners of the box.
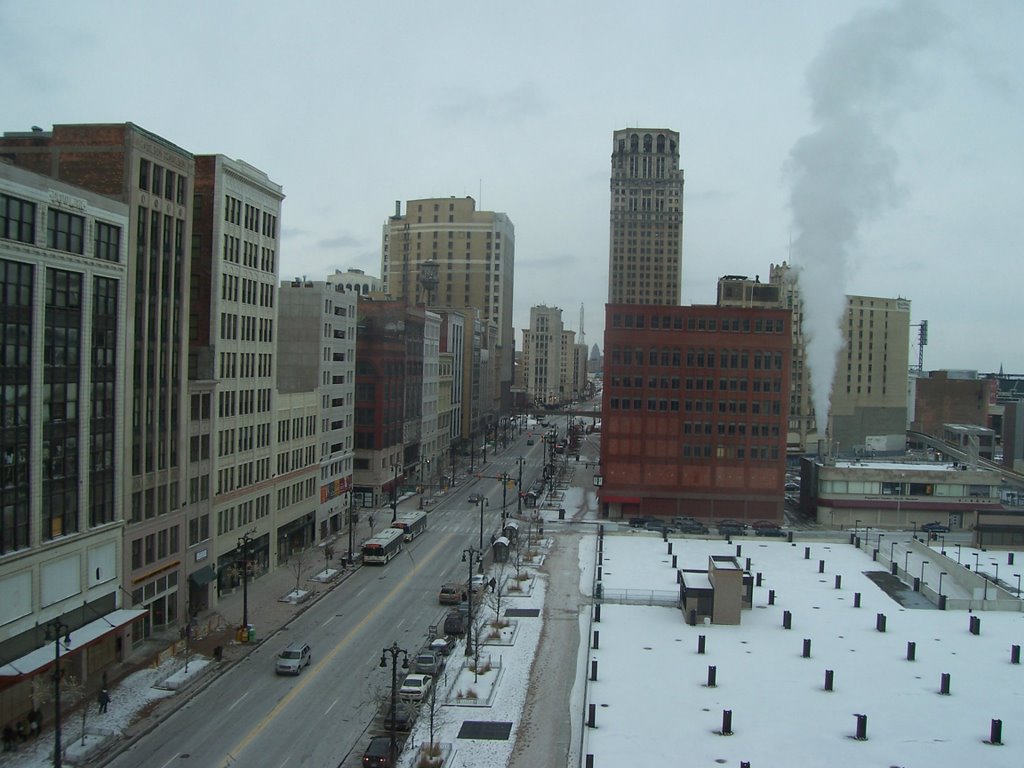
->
(877, 532), (884, 552)
(920, 560), (929, 586)
(347, 490), (356, 566)
(238, 531), (255, 632)
(44, 617), (72, 768)
(939, 571), (947, 596)
(973, 552), (980, 571)
(1014, 573), (1021, 597)
(478, 496), (489, 550)
(390, 462), (401, 522)
(904, 549), (911, 574)
(992, 562), (999, 586)
(940, 535), (946, 555)
(956, 543), (962, 564)
(890, 540), (897, 564)
(516, 457), (526, 517)
(501, 472), (510, 520)
(462, 548), (481, 658)
(379, 641), (409, 765)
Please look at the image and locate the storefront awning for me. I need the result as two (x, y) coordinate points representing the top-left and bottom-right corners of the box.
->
(601, 496), (642, 504)
(188, 564), (216, 586)
(0, 608), (146, 678)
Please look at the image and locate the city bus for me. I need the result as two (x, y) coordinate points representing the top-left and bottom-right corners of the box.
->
(392, 510), (428, 541)
(361, 527), (404, 565)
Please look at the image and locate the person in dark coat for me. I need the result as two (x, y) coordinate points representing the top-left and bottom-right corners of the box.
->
(488, 576), (497, 592)
(98, 688), (110, 714)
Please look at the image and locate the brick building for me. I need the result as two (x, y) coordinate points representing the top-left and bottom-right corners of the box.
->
(599, 304), (791, 522)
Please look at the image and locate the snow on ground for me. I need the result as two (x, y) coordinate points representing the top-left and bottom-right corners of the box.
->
(0, 656), (208, 767)
(576, 533), (1024, 767)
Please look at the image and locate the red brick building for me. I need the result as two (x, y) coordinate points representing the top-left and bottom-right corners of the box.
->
(599, 304), (791, 523)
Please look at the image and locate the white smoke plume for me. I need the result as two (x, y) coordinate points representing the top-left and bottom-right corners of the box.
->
(787, 0), (946, 438)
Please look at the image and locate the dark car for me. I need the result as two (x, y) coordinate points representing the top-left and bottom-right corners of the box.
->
(644, 521), (674, 534)
(677, 521), (710, 535)
(443, 610), (465, 636)
(468, 492), (483, 504)
(362, 736), (394, 767)
(920, 521), (950, 533)
(717, 520), (747, 536)
(628, 516), (658, 529)
(754, 524), (786, 537)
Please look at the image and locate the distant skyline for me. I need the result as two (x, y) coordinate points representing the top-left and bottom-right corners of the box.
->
(4, 0), (1021, 371)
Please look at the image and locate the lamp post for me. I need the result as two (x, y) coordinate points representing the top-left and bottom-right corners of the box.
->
(347, 490), (355, 566)
(992, 562), (999, 586)
(379, 642), (409, 765)
(501, 472), (510, 521)
(973, 552), (980, 572)
(462, 548), (481, 658)
(238, 531), (254, 631)
(44, 618), (72, 768)
(920, 560), (929, 586)
(478, 496), (489, 550)
(939, 571), (947, 596)
(877, 532), (884, 552)
(940, 535), (946, 555)
(904, 549), (911, 574)
(516, 457), (526, 518)
(390, 462), (400, 523)
(956, 543), (962, 564)
(1014, 573), (1021, 597)
(890, 540), (897, 564)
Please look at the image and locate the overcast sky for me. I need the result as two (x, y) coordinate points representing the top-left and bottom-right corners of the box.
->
(4, 0), (1021, 373)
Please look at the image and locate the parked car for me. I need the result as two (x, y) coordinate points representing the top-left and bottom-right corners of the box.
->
(628, 516), (658, 529)
(381, 700), (416, 732)
(672, 516), (697, 527)
(438, 582), (464, 605)
(526, 438), (535, 445)
(275, 642), (311, 675)
(468, 493), (483, 504)
(413, 650), (443, 676)
(429, 636), (453, 656)
(644, 521), (675, 534)
(753, 521), (785, 537)
(677, 521), (710, 535)
(920, 521), (950, 533)
(362, 735), (394, 767)
(443, 610), (466, 636)
(784, 482), (800, 492)
(399, 673), (433, 701)
(717, 520), (747, 536)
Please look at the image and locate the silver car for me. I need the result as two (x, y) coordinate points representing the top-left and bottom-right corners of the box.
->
(275, 642), (311, 675)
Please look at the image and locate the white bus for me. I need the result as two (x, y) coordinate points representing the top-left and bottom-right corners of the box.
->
(361, 527), (404, 565)
(392, 510), (428, 541)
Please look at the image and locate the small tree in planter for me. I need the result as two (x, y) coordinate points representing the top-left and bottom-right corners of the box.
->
(288, 547), (309, 598)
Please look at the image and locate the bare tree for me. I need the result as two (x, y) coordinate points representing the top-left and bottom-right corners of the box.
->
(289, 547), (309, 595)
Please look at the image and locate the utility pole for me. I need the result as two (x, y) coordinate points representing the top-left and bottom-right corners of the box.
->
(237, 531), (255, 633)
(516, 457), (526, 517)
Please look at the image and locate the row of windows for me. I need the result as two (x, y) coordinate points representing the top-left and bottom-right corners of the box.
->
(681, 444), (780, 461)
(609, 346), (786, 371)
(130, 524), (181, 569)
(608, 397), (784, 416)
(276, 476), (316, 509)
(278, 414), (317, 442)
(139, 159), (187, 205)
(611, 313), (786, 334)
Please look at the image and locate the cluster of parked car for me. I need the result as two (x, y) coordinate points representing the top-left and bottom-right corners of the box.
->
(626, 515), (787, 538)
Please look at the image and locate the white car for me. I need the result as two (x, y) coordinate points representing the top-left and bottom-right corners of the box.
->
(399, 673), (433, 701)
(275, 642), (311, 675)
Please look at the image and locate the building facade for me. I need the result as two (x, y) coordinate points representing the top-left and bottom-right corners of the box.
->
(608, 129), (684, 306)
(189, 154), (284, 607)
(381, 197), (515, 407)
(719, 265), (911, 458)
(277, 278), (358, 544)
(0, 162), (141, 719)
(599, 304), (791, 522)
(1, 123), (197, 646)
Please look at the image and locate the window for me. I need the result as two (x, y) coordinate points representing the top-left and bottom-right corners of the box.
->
(94, 222), (121, 262)
(1, 194), (36, 243)
(47, 209), (85, 254)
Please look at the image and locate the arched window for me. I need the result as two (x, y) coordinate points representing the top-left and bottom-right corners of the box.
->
(657, 135), (665, 153)
(630, 134), (639, 152)
(643, 134), (653, 153)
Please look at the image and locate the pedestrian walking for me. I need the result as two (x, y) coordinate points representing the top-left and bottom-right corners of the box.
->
(98, 688), (110, 714)
(489, 577), (497, 592)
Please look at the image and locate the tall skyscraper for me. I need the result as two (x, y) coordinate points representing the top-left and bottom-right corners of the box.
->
(608, 128), (684, 305)
(381, 197), (514, 409)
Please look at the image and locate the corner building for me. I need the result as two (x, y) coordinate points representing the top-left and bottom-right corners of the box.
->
(600, 305), (791, 522)
(608, 129), (684, 305)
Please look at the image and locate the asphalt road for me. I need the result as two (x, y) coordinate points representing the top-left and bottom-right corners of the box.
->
(107, 433), (547, 768)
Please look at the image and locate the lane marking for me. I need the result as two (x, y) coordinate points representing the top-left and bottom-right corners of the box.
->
(219, 532), (454, 766)
(227, 690), (250, 711)
(325, 697), (339, 716)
